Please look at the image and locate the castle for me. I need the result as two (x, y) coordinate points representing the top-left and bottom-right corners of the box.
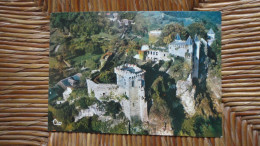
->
(168, 34), (201, 78)
(168, 34), (194, 59)
(86, 64), (148, 122)
(168, 30), (215, 79)
(138, 29), (215, 79)
(86, 29), (215, 122)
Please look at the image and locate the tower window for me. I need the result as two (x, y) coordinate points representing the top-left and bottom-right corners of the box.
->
(132, 80), (134, 87)
(156, 52), (158, 55)
(132, 103), (134, 107)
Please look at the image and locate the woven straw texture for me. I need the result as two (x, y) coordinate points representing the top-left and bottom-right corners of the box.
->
(0, 0), (260, 145)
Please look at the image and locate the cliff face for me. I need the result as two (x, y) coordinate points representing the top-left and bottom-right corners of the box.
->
(148, 103), (174, 135)
(206, 76), (222, 113)
(176, 75), (196, 116)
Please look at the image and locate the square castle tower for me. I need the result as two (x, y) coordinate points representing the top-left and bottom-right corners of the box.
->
(87, 64), (148, 122)
(114, 64), (148, 122)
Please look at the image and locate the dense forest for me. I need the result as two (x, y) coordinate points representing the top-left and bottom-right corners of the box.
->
(49, 12), (222, 137)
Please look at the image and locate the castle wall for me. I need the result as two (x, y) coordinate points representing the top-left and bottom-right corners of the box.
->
(192, 41), (201, 79)
(207, 39), (214, 46)
(128, 76), (144, 121)
(86, 79), (119, 100)
(120, 99), (131, 120)
(86, 79), (132, 120)
(201, 38), (208, 55)
(139, 87), (148, 121)
(168, 44), (192, 59)
(208, 33), (215, 40)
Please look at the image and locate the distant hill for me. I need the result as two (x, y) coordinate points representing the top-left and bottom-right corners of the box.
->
(163, 11), (221, 25)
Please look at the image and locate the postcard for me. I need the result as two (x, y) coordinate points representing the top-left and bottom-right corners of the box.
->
(48, 11), (222, 137)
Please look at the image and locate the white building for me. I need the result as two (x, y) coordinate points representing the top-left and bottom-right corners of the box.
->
(146, 50), (170, 61)
(148, 30), (162, 37)
(86, 64), (148, 122)
(168, 34), (193, 60)
(134, 45), (171, 61)
(141, 45), (149, 51)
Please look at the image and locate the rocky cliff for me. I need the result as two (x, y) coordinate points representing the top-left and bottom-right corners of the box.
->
(176, 75), (196, 116)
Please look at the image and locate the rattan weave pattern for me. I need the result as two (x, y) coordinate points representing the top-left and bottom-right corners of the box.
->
(0, 0), (259, 145)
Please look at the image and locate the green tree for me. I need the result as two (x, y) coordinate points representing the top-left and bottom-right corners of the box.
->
(74, 117), (92, 132)
(51, 12), (79, 33)
(99, 71), (116, 83)
(157, 23), (188, 46)
(119, 12), (137, 20)
(75, 97), (88, 109)
(54, 102), (78, 126)
(105, 101), (122, 118)
(187, 22), (207, 39)
(132, 13), (148, 36)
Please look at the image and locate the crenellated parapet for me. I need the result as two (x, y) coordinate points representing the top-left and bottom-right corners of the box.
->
(114, 64), (146, 79)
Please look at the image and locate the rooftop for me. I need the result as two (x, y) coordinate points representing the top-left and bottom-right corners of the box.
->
(170, 40), (187, 46)
(208, 28), (215, 34)
(149, 30), (162, 34)
(186, 36), (193, 45)
(58, 73), (82, 89)
(141, 45), (149, 51)
(170, 34), (198, 46)
(175, 33), (181, 41)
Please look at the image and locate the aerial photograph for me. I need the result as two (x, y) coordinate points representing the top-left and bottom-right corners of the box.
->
(48, 11), (222, 137)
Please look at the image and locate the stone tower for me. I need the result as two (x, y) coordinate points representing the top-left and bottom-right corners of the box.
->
(207, 28), (215, 40)
(114, 64), (148, 122)
(186, 36), (193, 61)
(207, 28), (215, 46)
(192, 35), (201, 79)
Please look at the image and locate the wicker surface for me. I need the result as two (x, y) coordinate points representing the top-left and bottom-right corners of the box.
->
(0, 0), (260, 145)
